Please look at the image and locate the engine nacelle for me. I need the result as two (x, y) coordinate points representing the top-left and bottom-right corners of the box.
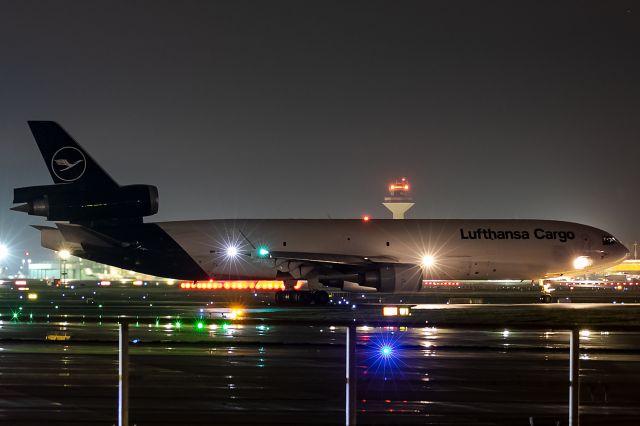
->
(319, 265), (423, 293)
(12, 184), (159, 222)
(372, 265), (423, 293)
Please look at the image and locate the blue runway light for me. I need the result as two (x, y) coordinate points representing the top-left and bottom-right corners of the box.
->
(381, 345), (393, 357)
(365, 333), (404, 373)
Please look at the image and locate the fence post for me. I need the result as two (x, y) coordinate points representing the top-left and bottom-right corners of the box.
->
(119, 321), (129, 426)
(569, 329), (580, 426)
(346, 324), (357, 425)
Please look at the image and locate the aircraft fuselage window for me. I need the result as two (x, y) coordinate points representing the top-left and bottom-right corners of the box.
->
(602, 236), (617, 245)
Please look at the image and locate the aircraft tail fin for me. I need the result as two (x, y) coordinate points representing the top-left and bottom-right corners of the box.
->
(27, 121), (118, 189)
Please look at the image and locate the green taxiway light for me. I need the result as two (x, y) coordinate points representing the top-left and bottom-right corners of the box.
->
(257, 247), (270, 257)
(196, 321), (204, 330)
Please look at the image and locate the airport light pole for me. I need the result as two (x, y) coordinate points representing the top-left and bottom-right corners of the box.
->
(58, 249), (70, 285)
(0, 243), (7, 278)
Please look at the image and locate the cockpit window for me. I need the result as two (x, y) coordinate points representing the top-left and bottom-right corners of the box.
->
(603, 236), (617, 245)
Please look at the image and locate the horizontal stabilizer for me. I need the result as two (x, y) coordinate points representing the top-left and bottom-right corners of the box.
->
(31, 225), (57, 231)
(56, 223), (127, 248)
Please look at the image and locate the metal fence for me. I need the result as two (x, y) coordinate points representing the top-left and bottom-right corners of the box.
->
(10, 315), (640, 426)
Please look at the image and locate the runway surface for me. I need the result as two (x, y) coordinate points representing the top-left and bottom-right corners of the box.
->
(0, 282), (639, 424)
(1, 322), (640, 425)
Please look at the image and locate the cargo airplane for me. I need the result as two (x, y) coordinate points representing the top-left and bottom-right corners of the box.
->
(11, 122), (629, 304)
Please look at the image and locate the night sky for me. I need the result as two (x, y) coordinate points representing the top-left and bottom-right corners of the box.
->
(1, 1), (638, 263)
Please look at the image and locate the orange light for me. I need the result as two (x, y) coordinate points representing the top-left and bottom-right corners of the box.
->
(404, 185), (409, 190)
(293, 280), (304, 290)
(179, 280), (286, 291)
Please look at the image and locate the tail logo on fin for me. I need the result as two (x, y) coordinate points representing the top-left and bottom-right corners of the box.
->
(51, 147), (86, 182)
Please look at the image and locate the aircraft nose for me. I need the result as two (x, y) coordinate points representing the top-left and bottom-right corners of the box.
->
(616, 242), (630, 262)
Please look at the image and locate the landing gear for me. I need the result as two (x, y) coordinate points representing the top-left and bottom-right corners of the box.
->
(539, 293), (552, 303)
(275, 290), (330, 305)
(537, 279), (553, 303)
(313, 290), (330, 305)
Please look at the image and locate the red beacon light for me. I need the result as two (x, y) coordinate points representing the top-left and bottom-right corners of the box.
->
(362, 215), (371, 222)
(388, 178), (411, 194)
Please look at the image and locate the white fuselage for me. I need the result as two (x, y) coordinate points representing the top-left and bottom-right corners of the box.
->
(158, 219), (628, 282)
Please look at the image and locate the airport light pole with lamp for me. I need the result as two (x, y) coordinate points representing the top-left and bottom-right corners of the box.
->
(58, 249), (71, 285)
(0, 243), (8, 278)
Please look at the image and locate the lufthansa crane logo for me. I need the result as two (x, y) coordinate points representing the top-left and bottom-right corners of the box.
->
(51, 147), (86, 182)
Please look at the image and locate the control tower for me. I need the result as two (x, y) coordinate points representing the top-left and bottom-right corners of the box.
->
(383, 177), (414, 219)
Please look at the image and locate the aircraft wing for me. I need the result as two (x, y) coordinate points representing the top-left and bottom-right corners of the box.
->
(268, 251), (400, 265)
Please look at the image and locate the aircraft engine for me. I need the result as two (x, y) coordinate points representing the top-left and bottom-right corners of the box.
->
(319, 265), (423, 293)
(12, 184), (159, 222)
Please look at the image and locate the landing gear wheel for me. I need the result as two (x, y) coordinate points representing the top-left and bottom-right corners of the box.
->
(276, 290), (328, 305)
(313, 290), (330, 305)
(292, 291), (313, 305)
